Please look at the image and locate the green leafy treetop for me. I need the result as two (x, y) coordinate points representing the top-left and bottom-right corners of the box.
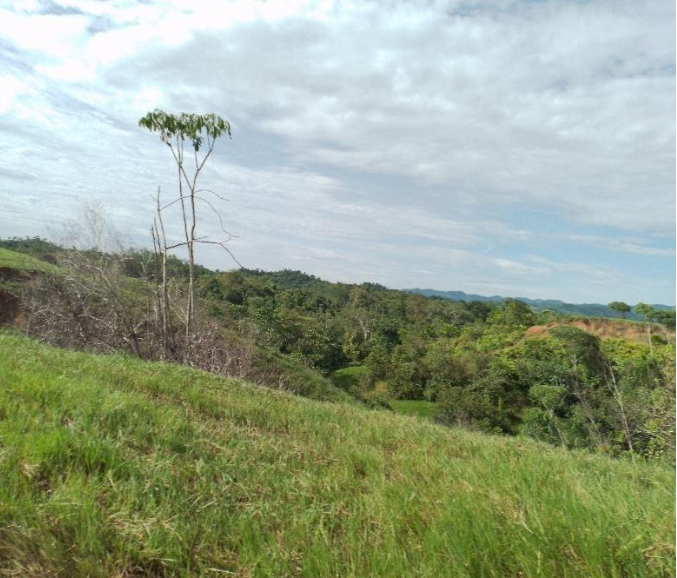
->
(608, 301), (631, 319)
(138, 110), (231, 152)
(634, 302), (656, 321)
(634, 303), (675, 330)
(654, 309), (676, 330)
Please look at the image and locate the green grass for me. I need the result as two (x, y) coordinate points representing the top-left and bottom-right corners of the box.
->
(330, 365), (369, 392)
(0, 333), (674, 577)
(390, 399), (436, 420)
(0, 247), (59, 275)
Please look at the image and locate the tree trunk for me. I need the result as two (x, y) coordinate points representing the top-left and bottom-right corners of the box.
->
(155, 189), (171, 359)
(605, 362), (634, 454)
(187, 186), (197, 339)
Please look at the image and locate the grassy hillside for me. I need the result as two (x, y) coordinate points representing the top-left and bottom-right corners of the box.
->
(330, 365), (370, 391)
(0, 246), (59, 295)
(0, 333), (673, 577)
(0, 247), (59, 275)
(389, 399), (436, 420)
(0, 248), (60, 325)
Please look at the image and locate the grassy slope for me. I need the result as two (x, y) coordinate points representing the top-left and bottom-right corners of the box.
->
(0, 334), (674, 577)
(0, 247), (58, 275)
(330, 365), (369, 392)
(389, 399), (436, 420)
(0, 248), (59, 296)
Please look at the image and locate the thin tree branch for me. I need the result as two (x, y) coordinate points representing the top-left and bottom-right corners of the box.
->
(194, 239), (244, 269)
(193, 195), (236, 242)
(195, 189), (230, 202)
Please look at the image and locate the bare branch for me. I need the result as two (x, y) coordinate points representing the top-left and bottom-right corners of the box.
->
(166, 241), (189, 250)
(195, 189), (230, 202)
(194, 239), (244, 269)
(194, 195), (236, 242)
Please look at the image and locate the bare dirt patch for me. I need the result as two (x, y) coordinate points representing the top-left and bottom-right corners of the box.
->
(525, 318), (670, 344)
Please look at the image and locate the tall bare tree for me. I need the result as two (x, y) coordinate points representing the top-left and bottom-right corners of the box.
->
(139, 110), (238, 343)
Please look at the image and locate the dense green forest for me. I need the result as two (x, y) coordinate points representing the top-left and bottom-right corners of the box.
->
(1, 237), (674, 461)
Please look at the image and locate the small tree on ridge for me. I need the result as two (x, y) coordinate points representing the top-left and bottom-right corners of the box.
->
(608, 301), (630, 319)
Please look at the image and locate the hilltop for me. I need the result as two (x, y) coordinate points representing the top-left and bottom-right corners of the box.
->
(0, 333), (674, 577)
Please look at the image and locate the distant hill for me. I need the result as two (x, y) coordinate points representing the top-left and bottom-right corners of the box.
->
(407, 288), (674, 320)
(3, 237), (672, 322)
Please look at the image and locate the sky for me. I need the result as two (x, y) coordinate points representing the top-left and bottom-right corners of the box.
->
(0, 0), (674, 304)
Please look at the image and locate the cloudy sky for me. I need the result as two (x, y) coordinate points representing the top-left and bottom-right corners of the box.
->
(0, 0), (674, 304)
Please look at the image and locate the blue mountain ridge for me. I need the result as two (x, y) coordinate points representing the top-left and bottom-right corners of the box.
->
(406, 289), (674, 320)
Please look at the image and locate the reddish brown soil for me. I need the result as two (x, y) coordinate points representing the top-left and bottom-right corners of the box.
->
(525, 317), (673, 344)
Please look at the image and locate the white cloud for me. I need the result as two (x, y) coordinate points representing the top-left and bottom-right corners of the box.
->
(565, 234), (676, 257)
(493, 258), (546, 275)
(0, 0), (674, 303)
(74, 0), (672, 231)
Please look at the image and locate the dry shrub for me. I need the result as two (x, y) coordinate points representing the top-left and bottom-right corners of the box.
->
(23, 256), (148, 357)
(177, 321), (297, 394)
(21, 253), (299, 395)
